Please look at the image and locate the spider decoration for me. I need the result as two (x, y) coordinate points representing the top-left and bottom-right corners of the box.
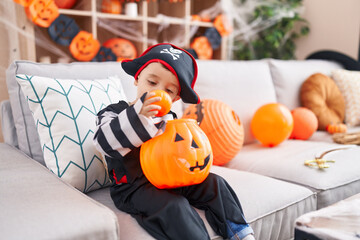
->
(304, 147), (350, 169)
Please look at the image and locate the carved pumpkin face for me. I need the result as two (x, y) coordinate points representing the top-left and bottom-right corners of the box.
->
(69, 31), (100, 61)
(48, 14), (80, 46)
(140, 119), (213, 189)
(25, 0), (59, 28)
(190, 36), (213, 60)
(103, 38), (137, 62)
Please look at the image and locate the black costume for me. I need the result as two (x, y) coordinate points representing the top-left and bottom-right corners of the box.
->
(93, 43), (253, 240)
(93, 99), (249, 240)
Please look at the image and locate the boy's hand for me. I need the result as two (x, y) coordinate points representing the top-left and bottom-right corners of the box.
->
(139, 92), (162, 118)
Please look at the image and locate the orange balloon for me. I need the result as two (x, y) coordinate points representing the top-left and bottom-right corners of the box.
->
(251, 103), (293, 147)
(148, 90), (172, 117)
(289, 107), (318, 140)
(140, 119), (213, 189)
(182, 99), (244, 166)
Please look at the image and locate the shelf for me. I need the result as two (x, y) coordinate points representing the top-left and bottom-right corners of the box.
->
(58, 9), (92, 17)
(34, 0), (226, 62)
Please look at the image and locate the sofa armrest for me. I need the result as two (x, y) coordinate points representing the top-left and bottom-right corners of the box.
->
(0, 100), (18, 147)
(0, 143), (119, 240)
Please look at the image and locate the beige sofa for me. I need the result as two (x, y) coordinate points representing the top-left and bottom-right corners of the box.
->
(1, 59), (359, 240)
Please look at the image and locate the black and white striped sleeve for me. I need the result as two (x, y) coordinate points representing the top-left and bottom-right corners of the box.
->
(93, 98), (173, 158)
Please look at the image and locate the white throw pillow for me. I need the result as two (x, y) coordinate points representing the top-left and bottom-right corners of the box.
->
(16, 74), (127, 192)
(332, 69), (360, 127)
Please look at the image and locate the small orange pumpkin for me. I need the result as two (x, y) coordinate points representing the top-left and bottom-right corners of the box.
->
(183, 99), (244, 166)
(190, 36), (213, 60)
(69, 30), (100, 61)
(25, 0), (59, 28)
(103, 38), (137, 62)
(140, 119), (213, 189)
(326, 123), (347, 134)
(147, 90), (172, 117)
(101, 0), (122, 14)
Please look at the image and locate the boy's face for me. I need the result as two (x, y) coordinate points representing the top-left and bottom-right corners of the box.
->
(135, 62), (181, 102)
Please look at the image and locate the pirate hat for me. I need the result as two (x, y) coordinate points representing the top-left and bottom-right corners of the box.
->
(122, 43), (200, 104)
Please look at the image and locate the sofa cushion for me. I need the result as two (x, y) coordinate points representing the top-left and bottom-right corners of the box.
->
(16, 74), (126, 193)
(269, 59), (343, 110)
(195, 60), (277, 144)
(0, 143), (119, 240)
(5, 61), (184, 165)
(226, 140), (360, 209)
(88, 166), (316, 240)
(300, 73), (345, 130)
(332, 69), (360, 127)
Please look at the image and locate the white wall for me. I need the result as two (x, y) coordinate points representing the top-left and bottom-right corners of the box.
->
(295, 0), (360, 60)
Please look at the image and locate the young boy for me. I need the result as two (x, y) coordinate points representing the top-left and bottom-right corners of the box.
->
(93, 43), (255, 240)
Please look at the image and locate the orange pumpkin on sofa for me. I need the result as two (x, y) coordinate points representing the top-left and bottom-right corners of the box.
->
(140, 119), (213, 189)
(69, 31), (100, 61)
(326, 123), (347, 134)
(183, 99), (244, 166)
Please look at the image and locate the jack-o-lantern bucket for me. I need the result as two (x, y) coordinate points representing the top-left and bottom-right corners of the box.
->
(140, 119), (213, 189)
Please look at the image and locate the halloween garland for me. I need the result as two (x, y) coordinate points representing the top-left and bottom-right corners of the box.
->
(13, 0), (231, 62)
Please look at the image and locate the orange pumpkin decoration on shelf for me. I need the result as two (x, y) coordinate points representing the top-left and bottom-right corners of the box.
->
(213, 14), (232, 36)
(69, 30), (100, 61)
(101, 0), (122, 14)
(25, 0), (59, 28)
(54, 0), (77, 9)
(289, 107), (318, 140)
(103, 38), (137, 62)
(251, 103), (294, 147)
(13, 0), (33, 7)
(190, 36), (213, 60)
(147, 90), (172, 117)
(182, 99), (244, 166)
(326, 123), (347, 134)
(140, 119), (213, 189)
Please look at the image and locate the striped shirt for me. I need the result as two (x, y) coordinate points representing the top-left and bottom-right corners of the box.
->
(93, 96), (175, 183)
